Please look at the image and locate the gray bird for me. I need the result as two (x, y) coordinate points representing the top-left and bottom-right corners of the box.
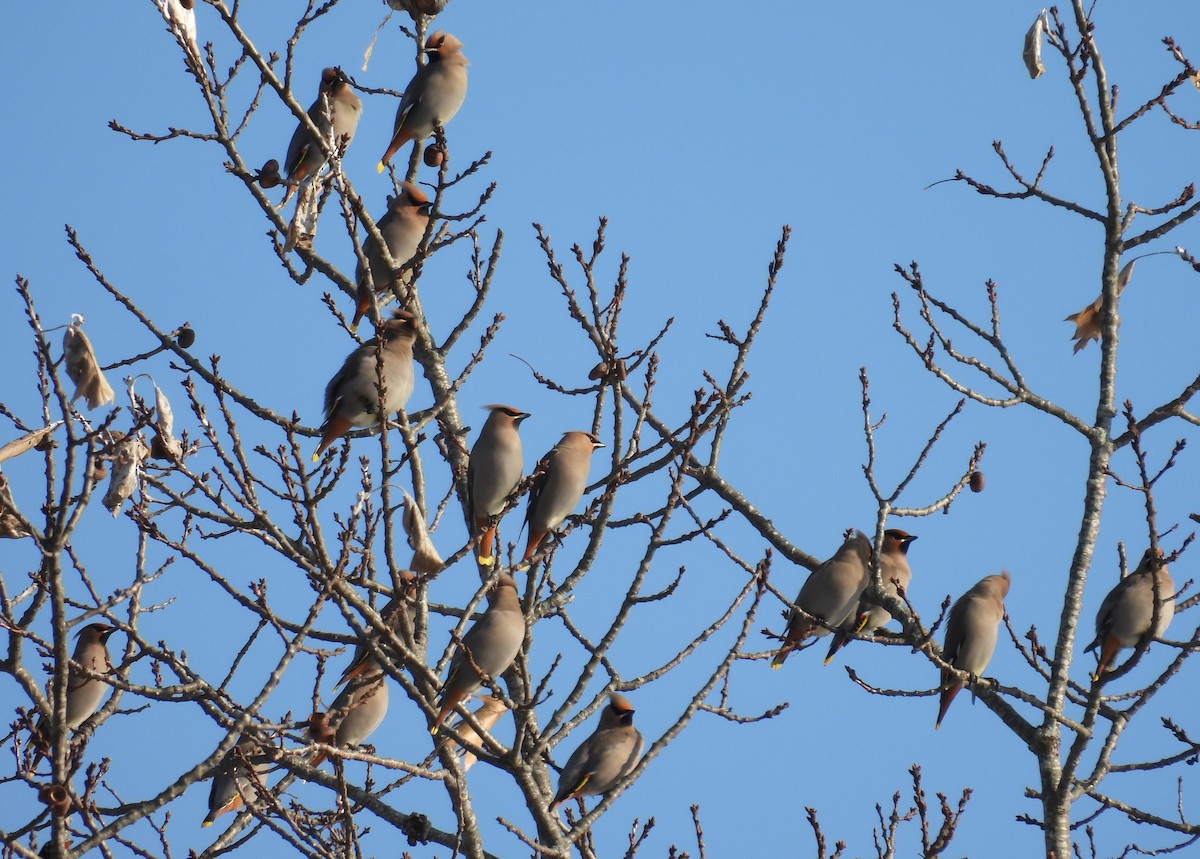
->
(521, 431), (605, 565)
(936, 571), (1010, 728)
(31, 623), (116, 761)
(202, 735), (273, 827)
(771, 532), (872, 668)
(378, 31), (469, 172)
(1085, 548), (1175, 680)
(310, 650), (389, 765)
(468, 405), (530, 566)
(352, 182), (432, 330)
(550, 693), (644, 811)
(824, 529), (917, 665)
(283, 67), (362, 205)
(433, 573), (524, 731)
(313, 309), (417, 461)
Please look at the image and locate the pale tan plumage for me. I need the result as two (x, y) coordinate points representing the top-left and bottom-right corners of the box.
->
(550, 694), (644, 811)
(378, 31), (468, 172)
(771, 531), (872, 668)
(352, 182), (431, 330)
(824, 529), (917, 665)
(936, 571), (1010, 728)
(202, 735), (273, 827)
(521, 431), (605, 565)
(309, 650), (389, 765)
(1085, 548), (1175, 681)
(282, 67), (362, 206)
(468, 405), (530, 565)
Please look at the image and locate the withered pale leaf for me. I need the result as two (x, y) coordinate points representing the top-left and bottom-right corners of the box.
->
(0, 474), (33, 539)
(1023, 11), (1046, 79)
(1063, 258), (1137, 353)
(63, 318), (116, 410)
(402, 492), (443, 574)
(0, 423), (62, 465)
(103, 436), (148, 517)
(151, 383), (184, 461)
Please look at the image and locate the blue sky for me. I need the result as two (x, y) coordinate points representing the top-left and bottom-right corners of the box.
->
(2, 2), (1199, 856)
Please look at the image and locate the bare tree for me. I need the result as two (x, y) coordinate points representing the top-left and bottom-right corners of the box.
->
(1, 2), (1197, 859)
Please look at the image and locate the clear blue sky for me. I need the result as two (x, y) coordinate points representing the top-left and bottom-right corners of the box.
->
(2, 2), (1198, 856)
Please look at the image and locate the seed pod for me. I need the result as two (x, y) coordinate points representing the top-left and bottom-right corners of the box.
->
(63, 316), (115, 410)
(1023, 11), (1046, 79)
(403, 491), (444, 574)
(423, 144), (445, 167)
(969, 471), (985, 493)
(176, 325), (196, 348)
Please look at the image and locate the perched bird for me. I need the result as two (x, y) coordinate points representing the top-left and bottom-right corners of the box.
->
(432, 573), (524, 732)
(352, 182), (432, 330)
(468, 405), (531, 565)
(378, 31), (469, 172)
(936, 571), (1010, 729)
(202, 735), (273, 827)
(30, 624), (117, 763)
(310, 650), (389, 765)
(770, 532), (872, 668)
(1085, 548), (1175, 681)
(824, 529), (917, 665)
(282, 67), (363, 206)
(313, 309), (418, 461)
(520, 431), (605, 566)
(549, 694), (644, 811)
(444, 694), (509, 771)
(379, 570), (420, 648)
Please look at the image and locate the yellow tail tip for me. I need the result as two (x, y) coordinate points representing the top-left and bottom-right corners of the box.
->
(311, 453), (320, 463)
(376, 161), (386, 173)
(201, 820), (214, 828)
(476, 554), (495, 566)
(430, 725), (440, 736)
(770, 662), (782, 671)
(822, 655), (834, 667)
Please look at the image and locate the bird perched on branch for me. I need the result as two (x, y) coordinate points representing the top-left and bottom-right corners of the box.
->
(309, 649), (389, 766)
(550, 694), (643, 811)
(936, 571), (1010, 729)
(202, 735), (273, 827)
(1085, 548), (1175, 681)
(520, 431), (605, 566)
(281, 67), (362, 207)
(378, 31), (468, 172)
(468, 405), (530, 566)
(824, 529), (917, 665)
(313, 309), (417, 461)
(352, 182), (431, 330)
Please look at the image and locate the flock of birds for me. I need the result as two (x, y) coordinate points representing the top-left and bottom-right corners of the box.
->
(28, 14), (1183, 842)
(769, 530), (1177, 729)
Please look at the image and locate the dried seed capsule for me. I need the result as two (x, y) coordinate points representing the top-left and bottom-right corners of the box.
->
(969, 471), (985, 493)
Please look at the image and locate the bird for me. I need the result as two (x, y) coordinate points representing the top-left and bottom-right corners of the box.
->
(549, 693), (644, 811)
(770, 531), (872, 668)
(202, 735), (273, 827)
(824, 529), (917, 665)
(352, 182), (432, 330)
(313, 309), (418, 461)
(467, 405), (531, 566)
(520, 431), (605, 566)
(309, 650), (389, 765)
(936, 571), (1010, 729)
(282, 66), (362, 206)
(432, 572), (524, 732)
(1084, 548), (1175, 681)
(29, 623), (117, 763)
(378, 570), (420, 648)
(377, 31), (469, 172)
(443, 694), (509, 771)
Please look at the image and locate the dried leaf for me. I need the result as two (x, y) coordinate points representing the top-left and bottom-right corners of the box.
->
(403, 492), (443, 574)
(1023, 10), (1046, 79)
(158, 0), (199, 59)
(0, 474), (32, 539)
(103, 436), (148, 517)
(385, 0), (448, 17)
(151, 383), (184, 461)
(1063, 258), (1136, 353)
(0, 423), (62, 465)
(63, 317), (115, 410)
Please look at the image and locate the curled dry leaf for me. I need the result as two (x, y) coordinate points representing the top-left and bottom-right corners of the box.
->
(159, 0), (199, 58)
(0, 423), (62, 466)
(1064, 258), (1137, 353)
(1023, 10), (1046, 79)
(0, 473), (33, 539)
(103, 435), (149, 517)
(403, 491), (444, 574)
(63, 317), (116, 410)
(385, 0), (448, 18)
(150, 382), (184, 461)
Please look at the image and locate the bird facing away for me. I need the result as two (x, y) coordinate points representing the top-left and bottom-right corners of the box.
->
(313, 309), (418, 461)
(352, 182), (432, 330)
(520, 431), (606, 566)
(1085, 548), (1175, 681)
(824, 529), (917, 665)
(444, 694), (510, 772)
(550, 693), (644, 811)
(770, 531), (872, 669)
(202, 735), (273, 827)
(309, 650), (389, 765)
(936, 571), (1010, 729)
(282, 67), (362, 206)
(378, 31), (469, 172)
(433, 573), (524, 732)
(468, 405), (531, 566)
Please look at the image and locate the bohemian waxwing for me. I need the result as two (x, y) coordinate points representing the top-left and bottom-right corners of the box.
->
(30, 623), (117, 763)
(1085, 548), (1175, 681)
(824, 529), (917, 665)
(313, 309), (417, 461)
(352, 182), (432, 330)
(444, 694), (509, 771)
(467, 405), (530, 565)
(432, 573), (524, 732)
(202, 735), (273, 827)
(936, 571), (1010, 728)
(378, 31), (468, 172)
(282, 67), (362, 206)
(309, 650), (389, 765)
(550, 693), (644, 811)
(520, 431), (605, 566)
(770, 532), (872, 668)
